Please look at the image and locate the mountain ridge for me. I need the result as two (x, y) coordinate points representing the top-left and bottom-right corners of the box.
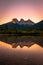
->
(0, 18), (43, 25)
(0, 18), (35, 25)
(0, 19), (43, 35)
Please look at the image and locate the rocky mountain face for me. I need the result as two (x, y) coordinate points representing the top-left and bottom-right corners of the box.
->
(11, 18), (34, 25)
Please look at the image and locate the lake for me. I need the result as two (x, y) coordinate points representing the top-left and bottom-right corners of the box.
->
(0, 35), (43, 65)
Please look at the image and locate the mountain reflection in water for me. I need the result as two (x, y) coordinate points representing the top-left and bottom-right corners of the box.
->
(0, 36), (43, 65)
(0, 36), (43, 48)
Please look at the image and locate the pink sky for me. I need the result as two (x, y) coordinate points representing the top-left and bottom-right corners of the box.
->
(0, 0), (43, 24)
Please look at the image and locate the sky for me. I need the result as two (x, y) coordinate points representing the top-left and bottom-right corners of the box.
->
(0, 0), (43, 24)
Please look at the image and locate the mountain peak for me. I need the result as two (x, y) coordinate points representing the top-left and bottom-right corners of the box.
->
(40, 20), (43, 23)
(25, 19), (34, 25)
(11, 18), (18, 23)
(20, 18), (24, 22)
(27, 19), (34, 23)
(36, 20), (43, 24)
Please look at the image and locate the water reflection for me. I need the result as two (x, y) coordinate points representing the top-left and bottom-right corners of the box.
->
(0, 36), (43, 65)
(0, 35), (43, 48)
(0, 41), (43, 65)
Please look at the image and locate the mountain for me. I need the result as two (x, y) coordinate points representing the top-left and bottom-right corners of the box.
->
(11, 18), (34, 25)
(0, 18), (34, 30)
(0, 19), (43, 35)
(0, 22), (14, 30)
(18, 19), (34, 25)
(25, 19), (34, 25)
(11, 18), (19, 23)
(34, 20), (43, 30)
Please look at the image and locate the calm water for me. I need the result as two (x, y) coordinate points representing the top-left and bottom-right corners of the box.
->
(0, 35), (43, 65)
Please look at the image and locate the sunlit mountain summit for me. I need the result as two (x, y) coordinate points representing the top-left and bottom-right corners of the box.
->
(11, 18), (34, 25)
(11, 18), (18, 23)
